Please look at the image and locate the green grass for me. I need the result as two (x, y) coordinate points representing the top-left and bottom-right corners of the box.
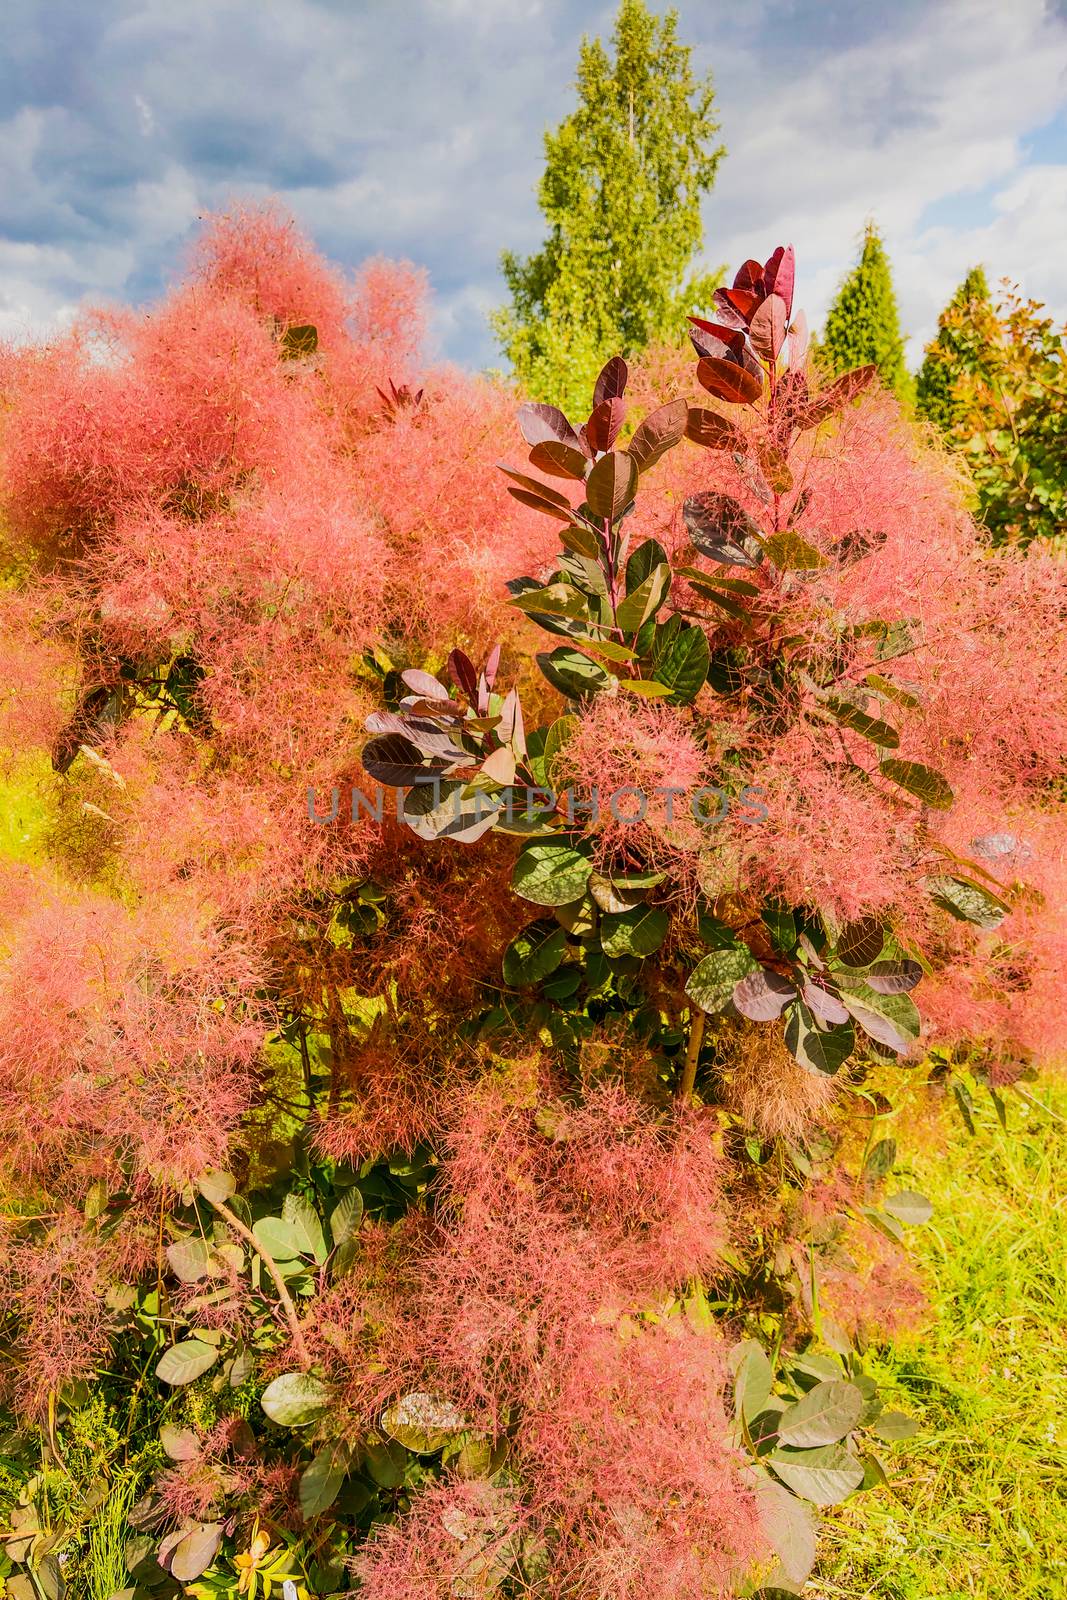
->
(818, 1080), (1067, 1600)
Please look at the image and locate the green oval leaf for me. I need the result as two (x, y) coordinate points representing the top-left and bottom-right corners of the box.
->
(883, 1190), (933, 1226)
(155, 1339), (219, 1387)
(600, 904), (669, 959)
(879, 759), (954, 809)
(777, 1380), (865, 1448)
(685, 945), (759, 1013)
(260, 1371), (329, 1427)
(651, 622), (710, 704)
(769, 1442), (865, 1505)
(503, 920), (568, 986)
(512, 841), (592, 907)
(299, 1441), (353, 1519)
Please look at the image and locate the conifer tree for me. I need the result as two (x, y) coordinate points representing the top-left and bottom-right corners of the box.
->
(492, 0), (724, 413)
(821, 222), (910, 400)
(916, 266), (994, 432)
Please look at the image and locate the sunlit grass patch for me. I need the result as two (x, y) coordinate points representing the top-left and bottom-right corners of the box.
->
(818, 1080), (1066, 1600)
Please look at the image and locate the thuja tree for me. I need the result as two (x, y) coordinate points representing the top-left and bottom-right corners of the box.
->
(821, 223), (910, 402)
(0, 214), (1065, 1600)
(916, 265), (993, 433)
(493, 0), (724, 415)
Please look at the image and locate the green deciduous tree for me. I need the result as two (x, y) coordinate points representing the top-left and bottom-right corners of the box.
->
(492, 0), (725, 414)
(920, 279), (1067, 547)
(916, 266), (994, 432)
(821, 222), (910, 401)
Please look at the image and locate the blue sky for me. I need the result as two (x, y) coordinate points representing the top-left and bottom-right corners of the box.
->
(1, 0), (1065, 368)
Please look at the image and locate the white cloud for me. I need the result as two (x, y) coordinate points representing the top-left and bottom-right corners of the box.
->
(0, 0), (1062, 365)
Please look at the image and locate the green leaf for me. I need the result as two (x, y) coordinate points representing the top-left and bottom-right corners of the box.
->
(685, 945), (759, 1013)
(381, 1391), (468, 1454)
(616, 564), (671, 633)
(600, 904), (669, 959)
(883, 1190), (933, 1226)
(753, 1473), (817, 1586)
(253, 1215), (303, 1263)
(769, 1442), (865, 1505)
(503, 920), (568, 986)
(838, 985), (920, 1054)
(835, 917), (886, 968)
(513, 841), (592, 907)
(777, 1381), (865, 1447)
(783, 1004), (855, 1076)
(651, 622), (710, 704)
(195, 1169), (235, 1205)
(509, 583), (592, 621)
(536, 647), (613, 699)
(871, 1410), (920, 1442)
(879, 758), (954, 809)
(764, 530), (828, 570)
(865, 672), (920, 708)
(155, 1339), (219, 1387)
(617, 676), (674, 697)
(624, 537), (668, 591)
(364, 1437), (407, 1487)
(586, 450), (638, 520)
(927, 874), (1010, 929)
(863, 1138), (897, 1179)
(329, 1189), (364, 1251)
(283, 1193), (328, 1263)
(824, 698), (899, 748)
(165, 1236), (213, 1284)
(299, 1442), (352, 1519)
(733, 1340), (775, 1424)
(260, 1371), (329, 1427)
(760, 903), (798, 953)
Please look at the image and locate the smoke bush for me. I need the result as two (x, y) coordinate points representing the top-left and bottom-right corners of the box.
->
(0, 214), (1063, 1599)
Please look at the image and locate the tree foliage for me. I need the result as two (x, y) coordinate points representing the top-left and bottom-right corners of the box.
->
(492, 0), (724, 414)
(821, 222), (910, 401)
(916, 265), (993, 433)
(919, 273), (1067, 548)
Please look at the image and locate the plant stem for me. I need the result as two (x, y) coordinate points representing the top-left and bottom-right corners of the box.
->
(208, 1197), (312, 1370)
(678, 1006), (706, 1103)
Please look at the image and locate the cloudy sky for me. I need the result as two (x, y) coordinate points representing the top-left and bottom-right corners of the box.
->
(2, 0), (1065, 370)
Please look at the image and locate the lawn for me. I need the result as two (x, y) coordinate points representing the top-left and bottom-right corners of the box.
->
(819, 1076), (1066, 1600)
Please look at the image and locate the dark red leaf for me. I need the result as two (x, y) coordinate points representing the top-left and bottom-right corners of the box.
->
(362, 733), (445, 787)
(626, 397), (688, 473)
(447, 648), (478, 702)
(585, 397), (627, 454)
(762, 245), (795, 318)
(697, 357), (763, 406)
(593, 355), (628, 408)
(802, 979), (849, 1027)
(585, 451), (638, 521)
(529, 440), (590, 480)
(733, 967), (796, 1020)
(733, 258), (765, 295)
(507, 487), (574, 521)
(716, 286), (760, 322)
(795, 365), (877, 429)
(749, 294), (788, 362)
(705, 295), (749, 332)
(516, 402), (586, 453)
(685, 408), (747, 452)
